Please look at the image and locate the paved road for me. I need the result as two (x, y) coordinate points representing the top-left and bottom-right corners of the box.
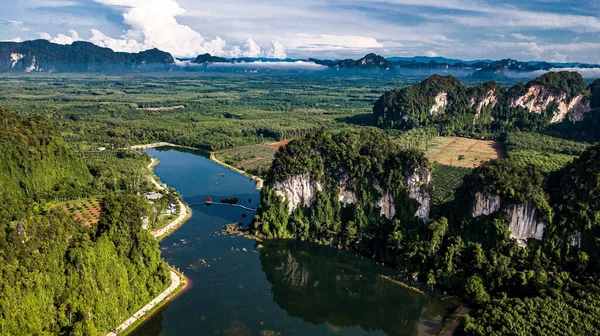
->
(153, 199), (187, 239)
(105, 156), (188, 335)
(106, 271), (180, 336)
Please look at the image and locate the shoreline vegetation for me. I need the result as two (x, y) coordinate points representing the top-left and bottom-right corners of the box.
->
(106, 148), (193, 335)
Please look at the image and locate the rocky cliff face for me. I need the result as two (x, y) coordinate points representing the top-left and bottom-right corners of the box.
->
(374, 182), (396, 219)
(404, 166), (432, 221)
(472, 192), (501, 216)
(470, 90), (498, 119)
(472, 192), (546, 247)
(273, 167), (431, 222)
(273, 174), (323, 213)
(429, 92), (448, 115)
(338, 175), (358, 206)
(509, 85), (591, 123)
(506, 203), (546, 247)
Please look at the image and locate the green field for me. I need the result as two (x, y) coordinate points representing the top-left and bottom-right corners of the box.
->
(0, 74), (432, 151)
(215, 144), (278, 177)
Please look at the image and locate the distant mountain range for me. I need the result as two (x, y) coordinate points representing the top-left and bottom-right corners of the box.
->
(1, 40), (599, 78)
(0, 40), (174, 72)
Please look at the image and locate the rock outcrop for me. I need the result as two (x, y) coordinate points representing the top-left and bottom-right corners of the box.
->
(374, 183), (396, 219)
(273, 174), (323, 213)
(509, 85), (591, 123)
(506, 203), (546, 247)
(470, 90), (498, 119)
(338, 175), (358, 206)
(472, 192), (546, 247)
(429, 92), (448, 116)
(472, 192), (501, 216)
(404, 166), (432, 221)
(274, 167), (431, 223)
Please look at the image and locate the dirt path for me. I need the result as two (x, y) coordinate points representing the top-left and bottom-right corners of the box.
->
(137, 105), (185, 111)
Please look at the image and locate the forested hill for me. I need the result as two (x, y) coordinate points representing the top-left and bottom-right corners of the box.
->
(254, 129), (600, 334)
(0, 108), (171, 334)
(254, 128), (432, 261)
(0, 108), (92, 220)
(373, 71), (600, 141)
(0, 39), (174, 72)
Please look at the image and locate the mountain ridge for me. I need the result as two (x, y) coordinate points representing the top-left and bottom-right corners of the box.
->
(1, 40), (600, 76)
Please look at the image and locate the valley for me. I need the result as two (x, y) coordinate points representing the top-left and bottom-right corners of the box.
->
(1, 70), (599, 336)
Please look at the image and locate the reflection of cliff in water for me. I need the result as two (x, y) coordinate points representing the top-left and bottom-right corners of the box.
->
(259, 240), (454, 336)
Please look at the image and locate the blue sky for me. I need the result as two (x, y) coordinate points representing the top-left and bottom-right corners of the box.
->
(1, 0), (599, 62)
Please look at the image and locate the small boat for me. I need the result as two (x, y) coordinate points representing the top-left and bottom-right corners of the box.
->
(205, 196), (212, 204)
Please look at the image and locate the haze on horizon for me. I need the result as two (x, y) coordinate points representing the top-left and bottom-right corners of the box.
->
(1, 0), (599, 63)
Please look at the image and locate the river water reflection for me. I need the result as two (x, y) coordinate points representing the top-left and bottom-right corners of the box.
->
(130, 146), (456, 336)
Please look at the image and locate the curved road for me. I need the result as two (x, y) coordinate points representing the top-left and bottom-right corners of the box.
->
(106, 271), (181, 336)
(106, 156), (189, 335)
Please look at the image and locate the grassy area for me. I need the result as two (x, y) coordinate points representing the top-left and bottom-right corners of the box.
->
(425, 136), (505, 168)
(215, 144), (278, 177)
(55, 198), (101, 227)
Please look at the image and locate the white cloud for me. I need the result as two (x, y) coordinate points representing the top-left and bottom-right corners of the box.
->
(476, 41), (600, 63)
(266, 41), (288, 59)
(241, 38), (262, 57)
(81, 0), (288, 58)
(51, 29), (81, 45)
(39, 32), (52, 40)
(208, 61), (327, 70)
(289, 34), (383, 51)
(8, 20), (29, 32)
(525, 68), (600, 79)
(511, 33), (535, 41)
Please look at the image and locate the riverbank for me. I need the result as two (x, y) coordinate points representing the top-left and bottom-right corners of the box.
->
(209, 152), (264, 189)
(132, 142), (264, 189)
(130, 142), (199, 151)
(106, 153), (192, 335)
(117, 269), (191, 336)
(153, 200), (191, 241)
(107, 269), (186, 336)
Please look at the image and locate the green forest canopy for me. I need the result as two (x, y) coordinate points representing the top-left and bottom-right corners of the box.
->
(372, 72), (600, 142)
(0, 109), (170, 334)
(255, 128), (600, 335)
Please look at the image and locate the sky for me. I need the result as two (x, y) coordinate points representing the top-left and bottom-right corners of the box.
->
(1, 0), (599, 63)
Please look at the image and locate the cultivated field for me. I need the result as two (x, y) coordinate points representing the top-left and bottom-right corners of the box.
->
(56, 198), (101, 227)
(425, 136), (505, 168)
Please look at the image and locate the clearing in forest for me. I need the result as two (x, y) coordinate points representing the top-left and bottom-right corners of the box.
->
(263, 140), (291, 148)
(425, 136), (505, 168)
(55, 198), (102, 227)
(216, 145), (279, 174)
(137, 105), (186, 111)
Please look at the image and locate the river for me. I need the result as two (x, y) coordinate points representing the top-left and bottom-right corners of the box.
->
(131, 146), (457, 336)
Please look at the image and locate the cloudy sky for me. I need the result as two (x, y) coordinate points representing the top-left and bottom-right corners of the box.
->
(1, 0), (599, 62)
